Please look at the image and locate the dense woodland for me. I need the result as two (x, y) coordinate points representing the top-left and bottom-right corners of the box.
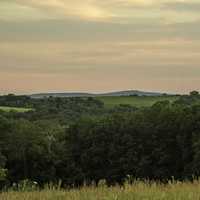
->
(1, 92), (200, 189)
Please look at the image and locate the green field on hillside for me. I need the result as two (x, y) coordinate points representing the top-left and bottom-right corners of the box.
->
(1, 181), (200, 200)
(0, 106), (32, 112)
(96, 95), (179, 107)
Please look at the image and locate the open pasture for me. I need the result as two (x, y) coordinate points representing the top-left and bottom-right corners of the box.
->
(96, 95), (179, 107)
(0, 106), (32, 112)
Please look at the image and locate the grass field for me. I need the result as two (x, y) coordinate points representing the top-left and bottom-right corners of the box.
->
(97, 95), (179, 108)
(0, 106), (32, 112)
(1, 181), (200, 200)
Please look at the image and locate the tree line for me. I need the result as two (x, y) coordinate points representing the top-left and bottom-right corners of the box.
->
(0, 92), (200, 188)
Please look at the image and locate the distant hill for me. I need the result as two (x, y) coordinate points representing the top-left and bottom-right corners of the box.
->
(100, 90), (164, 97)
(30, 93), (94, 99)
(30, 90), (166, 99)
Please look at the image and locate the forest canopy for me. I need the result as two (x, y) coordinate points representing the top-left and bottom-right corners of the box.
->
(0, 92), (200, 188)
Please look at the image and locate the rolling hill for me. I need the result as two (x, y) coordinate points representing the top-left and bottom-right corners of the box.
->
(30, 90), (166, 99)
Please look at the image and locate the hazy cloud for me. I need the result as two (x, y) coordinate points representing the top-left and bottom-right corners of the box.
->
(164, 1), (200, 12)
(0, 0), (200, 94)
(1, 0), (200, 23)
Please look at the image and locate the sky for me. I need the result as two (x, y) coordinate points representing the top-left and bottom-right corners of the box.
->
(0, 0), (200, 94)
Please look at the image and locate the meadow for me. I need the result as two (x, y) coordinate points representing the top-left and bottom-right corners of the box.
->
(1, 181), (200, 200)
(96, 95), (179, 107)
(0, 106), (32, 112)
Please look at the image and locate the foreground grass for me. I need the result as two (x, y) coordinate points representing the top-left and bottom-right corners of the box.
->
(1, 181), (200, 200)
(97, 95), (178, 108)
(0, 106), (32, 112)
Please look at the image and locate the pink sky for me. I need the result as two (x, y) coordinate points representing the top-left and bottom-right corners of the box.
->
(1, 1), (200, 94)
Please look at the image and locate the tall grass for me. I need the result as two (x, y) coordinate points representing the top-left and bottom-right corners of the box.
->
(1, 181), (200, 200)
